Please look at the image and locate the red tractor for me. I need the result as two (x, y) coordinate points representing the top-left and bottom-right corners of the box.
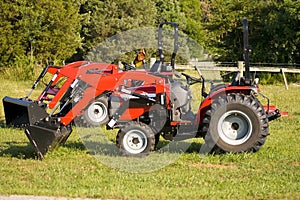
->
(2, 20), (281, 159)
(106, 20), (281, 156)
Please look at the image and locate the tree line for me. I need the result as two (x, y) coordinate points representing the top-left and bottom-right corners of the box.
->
(0, 0), (299, 69)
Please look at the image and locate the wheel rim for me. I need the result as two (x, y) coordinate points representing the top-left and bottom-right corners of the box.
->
(217, 110), (252, 145)
(87, 101), (108, 123)
(123, 129), (147, 154)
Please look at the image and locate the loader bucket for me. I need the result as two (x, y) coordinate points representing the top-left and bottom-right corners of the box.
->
(2, 96), (48, 127)
(25, 122), (72, 159)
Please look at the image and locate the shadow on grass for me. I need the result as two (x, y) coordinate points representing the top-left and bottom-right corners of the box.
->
(80, 139), (205, 157)
(63, 141), (87, 151)
(186, 141), (204, 153)
(0, 142), (37, 159)
(0, 119), (7, 128)
(156, 140), (204, 154)
(0, 135), (205, 160)
(0, 140), (89, 160)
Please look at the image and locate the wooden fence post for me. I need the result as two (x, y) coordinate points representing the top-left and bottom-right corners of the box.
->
(281, 68), (289, 90)
(238, 61), (244, 82)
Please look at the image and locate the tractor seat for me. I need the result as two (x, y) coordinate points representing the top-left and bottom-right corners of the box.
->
(150, 60), (173, 73)
(150, 60), (162, 73)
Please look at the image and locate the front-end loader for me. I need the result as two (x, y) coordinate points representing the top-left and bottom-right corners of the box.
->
(2, 60), (127, 158)
(2, 58), (162, 159)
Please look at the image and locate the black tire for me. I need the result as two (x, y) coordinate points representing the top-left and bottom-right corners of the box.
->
(80, 96), (109, 127)
(202, 93), (269, 153)
(116, 122), (155, 157)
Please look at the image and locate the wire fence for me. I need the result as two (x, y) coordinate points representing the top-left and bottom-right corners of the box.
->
(176, 61), (300, 73)
(175, 61), (300, 90)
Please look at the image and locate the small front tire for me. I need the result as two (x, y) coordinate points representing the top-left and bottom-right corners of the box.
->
(116, 122), (155, 156)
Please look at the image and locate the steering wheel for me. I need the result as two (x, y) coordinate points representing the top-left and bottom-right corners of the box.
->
(121, 61), (135, 71)
(181, 73), (202, 85)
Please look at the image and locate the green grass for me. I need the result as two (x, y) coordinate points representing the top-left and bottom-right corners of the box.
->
(0, 77), (300, 199)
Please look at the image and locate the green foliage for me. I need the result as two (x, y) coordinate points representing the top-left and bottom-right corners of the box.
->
(155, 0), (183, 23)
(0, 55), (35, 81)
(179, 0), (206, 46)
(289, 73), (300, 83)
(76, 0), (158, 61)
(202, 0), (300, 63)
(0, 0), (300, 77)
(0, 0), (26, 65)
(256, 72), (300, 85)
(0, 0), (82, 68)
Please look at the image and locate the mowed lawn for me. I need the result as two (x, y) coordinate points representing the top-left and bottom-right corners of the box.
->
(0, 77), (299, 199)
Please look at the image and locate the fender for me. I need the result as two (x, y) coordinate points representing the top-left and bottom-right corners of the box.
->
(196, 84), (255, 125)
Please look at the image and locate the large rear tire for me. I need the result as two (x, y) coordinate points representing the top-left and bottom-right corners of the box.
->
(116, 122), (155, 157)
(202, 93), (269, 153)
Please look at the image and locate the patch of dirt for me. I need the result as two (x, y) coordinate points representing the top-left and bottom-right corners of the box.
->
(293, 162), (300, 167)
(190, 163), (238, 169)
(0, 195), (101, 200)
